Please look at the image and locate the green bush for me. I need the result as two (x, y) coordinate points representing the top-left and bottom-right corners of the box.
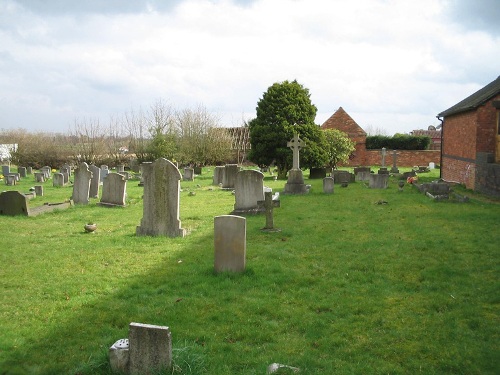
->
(366, 134), (431, 150)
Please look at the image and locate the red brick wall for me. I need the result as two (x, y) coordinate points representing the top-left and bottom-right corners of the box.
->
(442, 111), (477, 160)
(476, 94), (500, 153)
(363, 150), (440, 167)
(442, 156), (476, 188)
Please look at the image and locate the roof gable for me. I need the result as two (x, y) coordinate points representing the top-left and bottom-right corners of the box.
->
(438, 76), (500, 118)
(320, 107), (366, 136)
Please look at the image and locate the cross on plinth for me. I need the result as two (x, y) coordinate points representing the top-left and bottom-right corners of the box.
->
(287, 133), (305, 170)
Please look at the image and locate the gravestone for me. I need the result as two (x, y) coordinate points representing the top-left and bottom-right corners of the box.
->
(222, 164), (239, 189)
(355, 171), (371, 182)
(380, 147), (387, 167)
(116, 165), (125, 173)
(26, 166), (33, 175)
(378, 168), (389, 175)
(61, 164), (72, 177)
(213, 166), (225, 185)
(390, 150), (399, 173)
(72, 162), (92, 204)
(128, 322), (172, 375)
(100, 172), (127, 207)
(333, 170), (351, 184)
(18, 167), (27, 178)
(309, 167), (327, 179)
(136, 158), (186, 237)
(34, 185), (43, 196)
(214, 215), (246, 273)
(0, 191), (28, 216)
(194, 166), (202, 175)
(284, 133), (308, 194)
(233, 169), (265, 213)
(369, 174), (389, 189)
(323, 177), (334, 194)
(34, 172), (45, 183)
(5, 174), (17, 186)
(183, 168), (194, 181)
(130, 159), (140, 173)
(62, 172), (69, 185)
(2, 165), (10, 176)
(52, 173), (65, 187)
(89, 165), (101, 198)
(261, 191), (281, 231)
(138, 162), (151, 187)
(101, 165), (109, 180)
(354, 167), (371, 175)
(40, 166), (51, 178)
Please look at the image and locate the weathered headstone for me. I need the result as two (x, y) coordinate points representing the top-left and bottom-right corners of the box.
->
(390, 150), (399, 173)
(89, 165), (101, 198)
(34, 172), (45, 183)
(5, 174), (17, 185)
(34, 185), (43, 197)
(284, 133), (308, 194)
(130, 159), (140, 173)
(52, 172), (65, 187)
(222, 164), (239, 189)
(213, 166), (225, 186)
(323, 177), (334, 194)
(214, 215), (246, 273)
(100, 172), (127, 207)
(0, 191), (28, 216)
(116, 165), (125, 173)
(72, 162), (92, 204)
(2, 165), (10, 176)
(369, 174), (389, 189)
(18, 167), (27, 178)
(355, 171), (371, 182)
(194, 166), (202, 175)
(309, 168), (326, 179)
(61, 164), (72, 177)
(233, 170), (264, 213)
(109, 339), (129, 373)
(101, 165), (109, 180)
(136, 158), (186, 237)
(128, 322), (172, 375)
(183, 168), (194, 181)
(40, 166), (51, 178)
(26, 166), (33, 175)
(138, 162), (151, 187)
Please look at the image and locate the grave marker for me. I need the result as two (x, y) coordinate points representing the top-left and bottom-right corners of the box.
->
(100, 172), (127, 207)
(72, 162), (92, 204)
(89, 165), (101, 198)
(214, 215), (246, 272)
(233, 169), (264, 213)
(284, 133), (308, 194)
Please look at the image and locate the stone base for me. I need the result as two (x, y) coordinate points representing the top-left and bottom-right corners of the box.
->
(283, 169), (309, 194)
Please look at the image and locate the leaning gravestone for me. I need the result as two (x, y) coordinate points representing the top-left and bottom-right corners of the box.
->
(323, 177), (334, 194)
(213, 166), (225, 185)
(72, 162), (92, 204)
(369, 174), (389, 189)
(89, 165), (101, 198)
(214, 215), (246, 273)
(99, 173), (127, 207)
(222, 164), (239, 189)
(136, 158), (186, 237)
(233, 169), (264, 213)
(183, 168), (194, 181)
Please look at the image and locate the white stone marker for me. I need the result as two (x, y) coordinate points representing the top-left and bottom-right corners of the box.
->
(214, 215), (246, 273)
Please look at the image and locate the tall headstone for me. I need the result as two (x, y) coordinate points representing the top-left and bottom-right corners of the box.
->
(100, 172), (127, 207)
(214, 215), (246, 273)
(390, 149), (399, 173)
(72, 162), (92, 204)
(284, 133), (308, 194)
(128, 322), (172, 375)
(136, 158), (186, 237)
(2, 165), (10, 176)
(138, 162), (151, 187)
(52, 173), (65, 187)
(323, 177), (334, 194)
(89, 165), (101, 198)
(222, 164), (239, 189)
(213, 166), (225, 186)
(233, 170), (264, 213)
(18, 167), (27, 178)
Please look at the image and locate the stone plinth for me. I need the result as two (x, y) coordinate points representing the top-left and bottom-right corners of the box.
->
(284, 169), (308, 194)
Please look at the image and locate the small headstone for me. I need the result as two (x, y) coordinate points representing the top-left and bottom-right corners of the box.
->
(2, 165), (11, 176)
(100, 172), (127, 207)
(72, 162), (92, 204)
(369, 174), (389, 189)
(128, 322), (172, 375)
(52, 173), (65, 187)
(101, 165), (109, 180)
(130, 159), (140, 173)
(109, 339), (129, 374)
(18, 167), (27, 178)
(214, 215), (246, 273)
(61, 164), (72, 177)
(355, 171), (371, 182)
(5, 174), (16, 185)
(0, 191), (29, 216)
(429, 162), (435, 169)
(213, 166), (225, 185)
(34, 185), (43, 196)
(183, 168), (194, 181)
(193, 166), (202, 175)
(26, 166), (33, 174)
(89, 165), (101, 198)
(323, 177), (334, 194)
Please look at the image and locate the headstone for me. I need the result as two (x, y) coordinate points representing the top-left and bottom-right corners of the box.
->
(214, 215), (246, 273)
(284, 133), (308, 194)
(130, 159), (140, 173)
(183, 168), (194, 181)
(323, 177), (334, 194)
(128, 322), (172, 375)
(136, 158), (186, 237)
(355, 171), (371, 182)
(40, 166), (51, 178)
(378, 167), (389, 175)
(5, 174), (17, 186)
(309, 168), (326, 179)
(62, 172), (69, 185)
(369, 174), (389, 189)
(100, 172), (127, 207)
(61, 164), (72, 177)
(101, 165), (109, 180)
(213, 166), (225, 185)
(222, 164), (239, 189)
(381, 147), (387, 167)
(116, 165), (125, 173)
(34, 172), (45, 183)
(72, 162), (92, 204)
(26, 166), (33, 174)
(233, 170), (264, 213)
(429, 162), (435, 169)
(2, 165), (10, 176)
(0, 191), (29, 216)
(390, 150), (399, 173)
(18, 167), (27, 178)
(89, 165), (101, 198)
(52, 173), (65, 187)
(34, 185), (43, 196)
(138, 162), (151, 187)
(354, 167), (371, 175)
(332, 170), (351, 184)
(194, 166), (202, 175)
(261, 191), (280, 231)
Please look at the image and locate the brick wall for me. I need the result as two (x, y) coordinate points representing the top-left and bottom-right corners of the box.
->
(442, 156), (476, 189)
(345, 149), (440, 167)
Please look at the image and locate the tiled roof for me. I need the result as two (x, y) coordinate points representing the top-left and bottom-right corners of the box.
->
(438, 76), (500, 117)
(320, 107), (366, 136)
(410, 129), (441, 138)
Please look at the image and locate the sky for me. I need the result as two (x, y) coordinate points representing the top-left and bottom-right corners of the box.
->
(0, 0), (499, 135)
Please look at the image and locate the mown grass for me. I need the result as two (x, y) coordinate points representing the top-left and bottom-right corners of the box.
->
(0, 166), (499, 374)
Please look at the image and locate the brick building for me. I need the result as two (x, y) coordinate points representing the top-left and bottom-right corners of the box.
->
(437, 76), (500, 197)
(410, 127), (442, 150)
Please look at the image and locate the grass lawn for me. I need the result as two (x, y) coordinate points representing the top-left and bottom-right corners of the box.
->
(0, 166), (499, 374)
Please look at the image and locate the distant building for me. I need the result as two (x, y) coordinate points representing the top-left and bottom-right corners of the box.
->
(410, 126), (441, 150)
(437, 76), (500, 197)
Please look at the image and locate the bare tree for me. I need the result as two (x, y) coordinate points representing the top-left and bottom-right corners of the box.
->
(69, 117), (106, 164)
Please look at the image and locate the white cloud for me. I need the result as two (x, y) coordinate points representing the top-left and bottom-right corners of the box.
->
(0, 0), (499, 134)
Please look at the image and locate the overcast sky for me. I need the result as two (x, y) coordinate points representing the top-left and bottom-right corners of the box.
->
(1, 0), (499, 135)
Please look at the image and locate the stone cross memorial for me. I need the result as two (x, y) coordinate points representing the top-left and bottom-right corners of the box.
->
(287, 132), (305, 170)
(284, 133), (308, 194)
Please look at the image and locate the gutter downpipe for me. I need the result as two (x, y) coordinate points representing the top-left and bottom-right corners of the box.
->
(436, 115), (444, 179)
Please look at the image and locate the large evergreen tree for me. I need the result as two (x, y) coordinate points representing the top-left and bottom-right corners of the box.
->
(248, 80), (326, 178)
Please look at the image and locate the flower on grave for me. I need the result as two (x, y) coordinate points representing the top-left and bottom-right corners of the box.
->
(0, 174), (3, 180)
(407, 176), (418, 184)
(51, 168), (57, 172)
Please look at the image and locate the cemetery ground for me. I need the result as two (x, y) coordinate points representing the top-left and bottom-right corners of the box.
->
(0, 167), (499, 374)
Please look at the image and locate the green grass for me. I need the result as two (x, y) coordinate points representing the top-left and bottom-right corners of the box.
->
(0, 166), (499, 374)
